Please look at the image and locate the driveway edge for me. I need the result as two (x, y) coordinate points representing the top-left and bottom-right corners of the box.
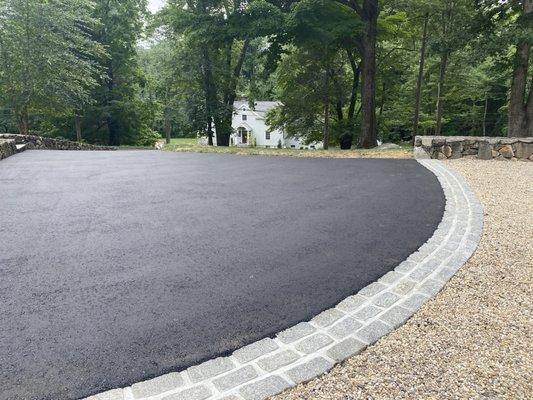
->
(85, 160), (483, 400)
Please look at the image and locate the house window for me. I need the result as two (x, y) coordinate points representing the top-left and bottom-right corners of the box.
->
(265, 132), (271, 140)
(242, 114), (247, 121)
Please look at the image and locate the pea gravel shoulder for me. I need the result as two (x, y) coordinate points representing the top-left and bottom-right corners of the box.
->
(86, 160), (483, 400)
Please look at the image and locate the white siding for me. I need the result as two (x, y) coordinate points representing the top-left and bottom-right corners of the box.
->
(233, 108), (284, 148)
(201, 100), (322, 149)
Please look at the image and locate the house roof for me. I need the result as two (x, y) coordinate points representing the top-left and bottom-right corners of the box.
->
(234, 100), (281, 116)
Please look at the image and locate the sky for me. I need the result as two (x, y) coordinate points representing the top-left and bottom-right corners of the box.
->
(148, 0), (165, 13)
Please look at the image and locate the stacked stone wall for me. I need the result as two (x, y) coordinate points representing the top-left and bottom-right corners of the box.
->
(414, 136), (533, 161)
(0, 134), (116, 151)
(0, 139), (17, 160)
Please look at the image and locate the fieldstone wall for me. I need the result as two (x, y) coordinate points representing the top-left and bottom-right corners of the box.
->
(0, 139), (17, 160)
(414, 136), (533, 161)
(0, 133), (116, 151)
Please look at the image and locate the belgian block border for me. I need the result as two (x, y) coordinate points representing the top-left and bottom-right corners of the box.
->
(86, 160), (483, 400)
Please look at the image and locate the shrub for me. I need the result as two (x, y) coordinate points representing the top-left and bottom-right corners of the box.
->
(135, 127), (161, 147)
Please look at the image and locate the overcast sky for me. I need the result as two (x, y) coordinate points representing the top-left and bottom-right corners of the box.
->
(148, 0), (165, 13)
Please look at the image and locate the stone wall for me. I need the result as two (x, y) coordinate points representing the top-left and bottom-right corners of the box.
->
(0, 139), (17, 160)
(0, 133), (116, 151)
(414, 136), (533, 161)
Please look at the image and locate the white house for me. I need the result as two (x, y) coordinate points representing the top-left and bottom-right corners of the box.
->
(199, 100), (321, 149)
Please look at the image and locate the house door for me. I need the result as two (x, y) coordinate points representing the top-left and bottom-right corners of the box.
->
(238, 127), (247, 144)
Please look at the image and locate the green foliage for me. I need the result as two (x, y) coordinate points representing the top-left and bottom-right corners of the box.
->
(0, 0), (103, 133)
(287, 0), (361, 48)
(85, 0), (152, 146)
(134, 127), (161, 146)
(0, 0), (526, 144)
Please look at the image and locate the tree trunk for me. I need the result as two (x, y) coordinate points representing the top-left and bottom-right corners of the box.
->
(357, 0), (379, 148)
(216, 39), (250, 147)
(17, 106), (29, 135)
(75, 112), (82, 142)
(107, 116), (120, 146)
(323, 69), (330, 150)
(508, 0), (532, 137)
(164, 106), (171, 144)
(214, 115), (231, 147)
(482, 94), (488, 136)
(435, 51), (448, 135)
(207, 117), (214, 146)
(378, 79), (385, 117)
(335, 101), (343, 121)
(202, 46), (217, 146)
(413, 12), (429, 140)
(330, 69), (344, 121)
(106, 63), (120, 146)
(346, 50), (360, 121)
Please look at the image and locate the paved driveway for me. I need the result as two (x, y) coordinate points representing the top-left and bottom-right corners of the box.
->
(0, 151), (444, 400)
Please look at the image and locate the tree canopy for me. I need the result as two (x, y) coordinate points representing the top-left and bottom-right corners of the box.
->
(0, 0), (531, 145)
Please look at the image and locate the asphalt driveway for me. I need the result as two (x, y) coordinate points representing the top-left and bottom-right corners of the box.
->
(0, 150), (444, 400)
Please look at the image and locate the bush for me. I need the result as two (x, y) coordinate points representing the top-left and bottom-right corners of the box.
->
(135, 127), (161, 147)
(339, 133), (353, 149)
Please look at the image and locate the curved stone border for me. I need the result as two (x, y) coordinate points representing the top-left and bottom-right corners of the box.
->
(86, 160), (483, 400)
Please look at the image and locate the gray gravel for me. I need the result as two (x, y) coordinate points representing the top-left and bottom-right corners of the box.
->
(271, 159), (533, 400)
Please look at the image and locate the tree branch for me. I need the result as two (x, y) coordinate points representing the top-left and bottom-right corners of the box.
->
(337, 0), (363, 17)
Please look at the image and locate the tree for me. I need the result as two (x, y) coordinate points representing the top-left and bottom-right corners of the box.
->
(138, 38), (209, 140)
(162, 0), (284, 146)
(357, 0), (380, 148)
(508, 0), (532, 137)
(413, 12), (429, 138)
(0, 0), (102, 135)
(285, 0), (361, 149)
(86, 0), (152, 146)
(338, 0), (380, 148)
(428, 0), (477, 135)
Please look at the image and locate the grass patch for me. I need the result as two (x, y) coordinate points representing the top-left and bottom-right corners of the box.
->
(163, 138), (413, 159)
(168, 138), (198, 146)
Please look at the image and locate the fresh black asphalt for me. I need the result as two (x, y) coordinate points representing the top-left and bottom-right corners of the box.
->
(0, 151), (444, 400)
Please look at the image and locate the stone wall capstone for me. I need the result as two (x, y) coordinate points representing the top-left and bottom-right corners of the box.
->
(0, 134), (117, 151)
(414, 136), (533, 161)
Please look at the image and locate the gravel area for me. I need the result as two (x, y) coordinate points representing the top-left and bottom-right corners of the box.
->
(272, 159), (532, 400)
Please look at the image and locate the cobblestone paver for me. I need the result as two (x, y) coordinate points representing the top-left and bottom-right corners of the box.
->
(85, 160), (482, 400)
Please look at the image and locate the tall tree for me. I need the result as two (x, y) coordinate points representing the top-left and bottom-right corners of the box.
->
(88, 0), (150, 146)
(413, 12), (429, 138)
(265, 0), (362, 148)
(428, 0), (476, 135)
(508, 0), (533, 137)
(0, 0), (102, 135)
(357, 0), (379, 147)
(339, 0), (379, 148)
(163, 0), (283, 146)
(285, 0), (361, 148)
(434, 4), (451, 135)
